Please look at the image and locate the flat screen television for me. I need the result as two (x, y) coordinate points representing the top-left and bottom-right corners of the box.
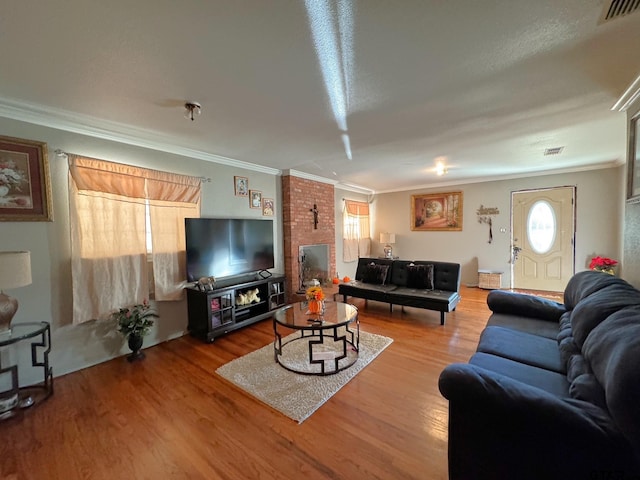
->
(185, 218), (275, 281)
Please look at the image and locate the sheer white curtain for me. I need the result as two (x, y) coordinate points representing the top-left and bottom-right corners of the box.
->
(343, 200), (371, 262)
(148, 172), (200, 301)
(68, 156), (201, 324)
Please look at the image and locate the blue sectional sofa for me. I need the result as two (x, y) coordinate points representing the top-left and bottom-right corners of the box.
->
(338, 257), (461, 325)
(439, 270), (640, 479)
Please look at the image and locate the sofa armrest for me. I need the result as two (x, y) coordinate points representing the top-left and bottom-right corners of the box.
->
(439, 363), (638, 479)
(487, 289), (565, 322)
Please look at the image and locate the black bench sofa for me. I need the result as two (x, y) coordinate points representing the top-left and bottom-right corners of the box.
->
(338, 257), (461, 325)
(438, 270), (640, 479)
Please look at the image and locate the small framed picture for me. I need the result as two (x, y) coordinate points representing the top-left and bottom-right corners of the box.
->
(234, 176), (248, 196)
(250, 190), (262, 209)
(262, 198), (274, 216)
(0, 135), (53, 221)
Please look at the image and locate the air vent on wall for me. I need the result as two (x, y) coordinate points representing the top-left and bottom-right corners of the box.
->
(600, 0), (640, 23)
(544, 147), (564, 156)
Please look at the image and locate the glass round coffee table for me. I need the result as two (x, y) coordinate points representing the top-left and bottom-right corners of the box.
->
(273, 301), (359, 376)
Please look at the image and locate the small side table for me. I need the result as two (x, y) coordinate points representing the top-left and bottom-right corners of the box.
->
(0, 322), (53, 420)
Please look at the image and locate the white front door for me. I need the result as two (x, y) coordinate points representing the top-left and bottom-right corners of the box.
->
(511, 187), (575, 292)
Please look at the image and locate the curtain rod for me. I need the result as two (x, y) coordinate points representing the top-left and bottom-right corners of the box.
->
(342, 197), (373, 203)
(55, 149), (212, 183)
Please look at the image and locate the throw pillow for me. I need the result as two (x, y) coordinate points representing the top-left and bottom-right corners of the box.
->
(361, 263), (389, 285)
(407, 264), (434, 289)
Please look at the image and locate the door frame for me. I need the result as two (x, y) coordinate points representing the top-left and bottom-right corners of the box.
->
(510, 186), (576, 291)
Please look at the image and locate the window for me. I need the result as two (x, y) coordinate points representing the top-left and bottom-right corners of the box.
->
(527, 200), (556, 254)
(68, 155), (201, 324)
(343, 200), (371, 262)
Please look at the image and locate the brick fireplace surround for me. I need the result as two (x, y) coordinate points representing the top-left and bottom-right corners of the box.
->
(281, 175), (336, 301)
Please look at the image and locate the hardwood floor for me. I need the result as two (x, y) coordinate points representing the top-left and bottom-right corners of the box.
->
(1, 286), (491, 480)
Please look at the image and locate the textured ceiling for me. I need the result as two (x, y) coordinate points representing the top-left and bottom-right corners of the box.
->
(1, 0), (639, 193)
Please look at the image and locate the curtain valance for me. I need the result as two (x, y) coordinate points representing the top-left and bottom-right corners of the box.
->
(69, 155), (201, 204)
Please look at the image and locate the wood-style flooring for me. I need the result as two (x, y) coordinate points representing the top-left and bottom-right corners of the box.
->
(1, 286), (493, 480)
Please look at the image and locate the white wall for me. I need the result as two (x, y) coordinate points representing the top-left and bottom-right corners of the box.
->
(0, 117), (283, 385)
(373, 167), (624, 288)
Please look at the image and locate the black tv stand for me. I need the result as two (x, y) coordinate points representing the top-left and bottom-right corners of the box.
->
(186, 275), (286, 342)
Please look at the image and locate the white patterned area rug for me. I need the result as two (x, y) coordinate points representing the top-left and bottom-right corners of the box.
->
(215, 330), (393, 423)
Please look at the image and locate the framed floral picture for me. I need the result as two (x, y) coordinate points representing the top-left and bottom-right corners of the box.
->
(0, 135), (53, 221)
(262, 198), (274, 216)
(627, 112), (640, 203)
(234, 176), (248, 196)
(250, 190), (262, 209)
(411, 191), (463, 231)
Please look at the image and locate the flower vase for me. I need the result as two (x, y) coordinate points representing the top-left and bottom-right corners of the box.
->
(308, 299), (325, 314)
(127, 333), (145, 362)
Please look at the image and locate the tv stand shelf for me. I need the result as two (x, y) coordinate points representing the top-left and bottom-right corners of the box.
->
(186, 275), (286, 342)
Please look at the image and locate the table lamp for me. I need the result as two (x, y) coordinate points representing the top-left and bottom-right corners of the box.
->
(380, 233), (396, 259)
(0, 251), (32, 335)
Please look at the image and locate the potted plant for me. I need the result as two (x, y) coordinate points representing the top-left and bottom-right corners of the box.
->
(589, 256), (618, 275)
(112, 300), (158, 362)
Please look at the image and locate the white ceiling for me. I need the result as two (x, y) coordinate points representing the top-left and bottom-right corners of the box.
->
(1, 0), (640, 193)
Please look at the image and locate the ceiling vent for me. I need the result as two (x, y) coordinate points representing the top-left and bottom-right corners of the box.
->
(544, 147), (564, 156)
(600, 0), (640, 23)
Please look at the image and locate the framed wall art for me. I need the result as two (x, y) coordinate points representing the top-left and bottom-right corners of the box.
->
(627, 112), (640, 203)
(234, 176), (248, 196)
(0, 135), (53, 221)
(250, 190), (262, 209)
(411, 191), (463, 231)
(262, 198), (274, 216)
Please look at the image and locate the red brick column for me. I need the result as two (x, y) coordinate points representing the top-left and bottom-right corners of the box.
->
(282, 175), (336, 301)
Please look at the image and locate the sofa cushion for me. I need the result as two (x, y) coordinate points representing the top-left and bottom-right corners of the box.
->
(582, 307), (640, 453)
(387, 288), (459, 310)
(570, 374), (607, 411)
(563, 270), (631, 310)
(477, 326), (565, 373)
(338, 281), (396, 306)
(361, 263), (390, 285)
(415, 260), (460, 292)
(566, 353), (589, 383)
(406, 263), (434, 289)
(354, 257), (394, 282)
(487, 290), (566, 322)
(486, 313), (558, 339)
(570, 283), (640, 348)
(558, 335), (581, 371)
(558, 311), (572, 337)
(469, 352), (570, 398)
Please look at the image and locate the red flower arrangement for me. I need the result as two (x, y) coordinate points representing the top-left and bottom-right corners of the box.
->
(589, 256), (618, 274)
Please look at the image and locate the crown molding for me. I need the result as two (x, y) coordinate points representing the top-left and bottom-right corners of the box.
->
(334, 182), (376, 195)
(375, 159), (624, 194)
(611, 73), (640, 112)
(281, 169), (376, 194)
(282, 169), (338, 185)
(0, 96), (280, 175)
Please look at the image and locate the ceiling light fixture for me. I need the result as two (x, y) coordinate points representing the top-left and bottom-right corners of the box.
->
(184, 102), (201, 121)
(435, 162), (448, 176)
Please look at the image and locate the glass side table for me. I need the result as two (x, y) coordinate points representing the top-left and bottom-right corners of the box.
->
(0, 322), (53, 420)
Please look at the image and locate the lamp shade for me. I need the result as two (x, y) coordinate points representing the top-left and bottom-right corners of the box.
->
(380, 233), (396, 244)
(0, 251), (32, 289)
